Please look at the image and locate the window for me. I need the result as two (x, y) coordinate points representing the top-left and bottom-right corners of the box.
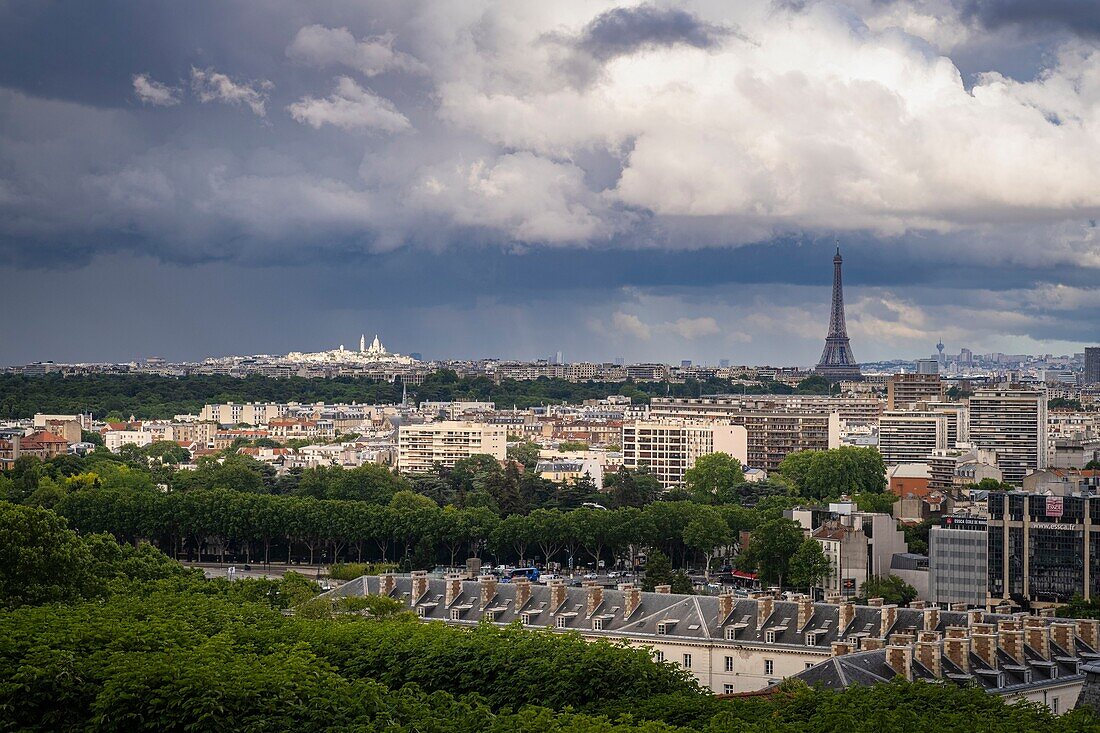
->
(593, 618), (604, 631)
(765, 630), (776, 644)
(416, 606), (426, 617)
(682, 653), (692, 668)
(1052, 698), (1060, 715)
(724, 684), (735, 695)
(450, 609), (460, 621)
(657, 622), (667, 635)
(764, 659), (774, 676)
(725, 656), (734, 672)
(805, 662), (813, 669)
(655, 650), (665, 663)
(520, 613), (532, 625)
(726, 626), (737, 640)
(556, 616), (567, 629)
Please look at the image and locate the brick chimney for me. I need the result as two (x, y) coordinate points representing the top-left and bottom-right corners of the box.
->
(924, 608), (940, 632)
(949, 602), (968, 612)
(623, 584), (641, 619)
(971, 622), (994, 636)
(885, 645), (913, 680)
(839, 601), (855, 633)
(916, 639), (942, 677)
(1077, 619), (1099, 650)
(945, 626), (968, 639)
(917, 630), (941, 643)
(757, 596), (775, 628)
(410, 570), (427, 602)
(967, 609), (984, 626)
(655, 584), (672, 594)
(943, 636), (970, 673)
(831, 641), (851, 656)
(911, 600), (926, 610)
(798, 598), (815, 630)
(586, 583), (604, 617)
(513, 578), (532, 611)
(889, 633), (915, 647)
(550, 580), (567, 611)
(1025, 620), (1051, 660)
(881, 604), (898, 635)
(1050, 622), (1076, 654)
(1038, 606), (1055, 618)
(479, 575), (498, 609)
(445, 574), (463, 607)
(380, 573), (397, 597)
(718, 592), (735, 622)
(972, 633), (997, 668)
(862, 637), (884, 651)
(999, 628), (1024, 664)
(868, 597), (884, 607)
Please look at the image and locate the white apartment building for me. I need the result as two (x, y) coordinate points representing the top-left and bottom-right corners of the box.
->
(105, 429), (153, 452)
(621, 421), (748, 489)
(199, 402), (288, 427)
(878, 411), (949, 465)
(397, 421), (507, 472)
(968, 388), (1048, 485)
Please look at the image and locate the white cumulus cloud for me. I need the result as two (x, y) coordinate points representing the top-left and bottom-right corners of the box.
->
(190, 67), (272, 117)
(288, 77), (411, 133)
(287, 25), (428, 77)
(132, 74), (180, 106)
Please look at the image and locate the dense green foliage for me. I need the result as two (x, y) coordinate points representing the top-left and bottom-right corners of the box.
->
(855, 575), (920, 606)
(0, 372), (840, 420)
(1, 504), (1096, 731)
(777, 446), (887, 500)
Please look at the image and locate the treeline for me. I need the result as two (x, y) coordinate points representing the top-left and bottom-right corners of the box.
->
(0, 371), (839, 419)
(0, 505), (1092, 733)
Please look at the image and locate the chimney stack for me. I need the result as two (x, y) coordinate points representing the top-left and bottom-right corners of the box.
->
(550, 579), (567, 611)
(999, 627), (1024, 664)
(623, 584), (641, 619)
(915, 639), (942, 678)
(1050, 622), (1076, 654)
(479, 575), (498, 609)
(967, 609), (984, 626)
(972, 633), (997, 668)
(1038, 606), (1055, 618)
(924, 607), (940, 632)
(718, 592), (735, 622)
(798, 597), (815, 630)
(868, 597), (884, 607)
(944, 635), (970, 673)
(831, 641), (851, 656)
(889, 633), (915, 647)
(839, 601), (855, 633)
(381, 573), (397, 597)
(586, 583), (604, 617)
(949, 602), (968, 612)
(911, 600), (926, 610)
(513, 578), (532, 611)
(655, 584), (672, 594)
(1076, 619), (1099, 650)
(885, 645), (913, 680)
(758, 596), (775, 628)
(445, 573), (463, 607)
(862, 637), (884, 651)
(410, 570), (427, 602)
(1024, 619), (1051, 660)
(881, 604), (898, 635)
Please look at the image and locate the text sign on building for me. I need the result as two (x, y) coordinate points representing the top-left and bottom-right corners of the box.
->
(1046, 496), (1064, 518)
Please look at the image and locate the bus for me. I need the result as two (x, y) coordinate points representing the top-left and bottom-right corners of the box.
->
(507, 567), (540, 582)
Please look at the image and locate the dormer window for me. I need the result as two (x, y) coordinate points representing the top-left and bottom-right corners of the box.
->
(726, 626), (737, 641)
(520, 613), (533, 625)
(483, 611), (497, 622)
(805, 632), (819, 646)
(556, 616), (567, 629)
(593, 618), (604, 631)
(450, 609), (461, 621)
(416, 606), (426, 617)
(657, 622), (668, 635)
(765, 630), (777, 644)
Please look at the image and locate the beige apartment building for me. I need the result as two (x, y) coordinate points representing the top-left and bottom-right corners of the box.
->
(649, 397), (841, 472)
(621, 421), (748, 489)
(968, 388), (1048, 485)
(397, 421), (507, 472)
(887, 373), (945, 410)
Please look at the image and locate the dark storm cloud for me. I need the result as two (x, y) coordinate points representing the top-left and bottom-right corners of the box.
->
(960, 0), (1100, 38)
(576, 4), (732, 60)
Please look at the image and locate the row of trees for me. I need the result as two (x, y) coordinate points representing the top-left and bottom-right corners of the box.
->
(0, 371), (843, 420)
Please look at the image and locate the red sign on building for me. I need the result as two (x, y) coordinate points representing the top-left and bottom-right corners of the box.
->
(1046, 496), (1064, 518)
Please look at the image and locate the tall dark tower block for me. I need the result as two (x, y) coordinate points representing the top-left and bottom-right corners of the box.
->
(815, 246), (862, 381)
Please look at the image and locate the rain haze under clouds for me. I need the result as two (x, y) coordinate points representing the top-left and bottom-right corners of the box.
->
(1, 0), (1099, 365)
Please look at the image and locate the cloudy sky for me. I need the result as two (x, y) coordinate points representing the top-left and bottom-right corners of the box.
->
(2, 0), (1099, 367)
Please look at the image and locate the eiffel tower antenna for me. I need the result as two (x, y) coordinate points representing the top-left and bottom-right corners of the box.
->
(815, 243), (862, 382)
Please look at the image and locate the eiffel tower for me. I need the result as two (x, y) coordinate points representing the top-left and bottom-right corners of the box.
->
(815, 245), (862, 381)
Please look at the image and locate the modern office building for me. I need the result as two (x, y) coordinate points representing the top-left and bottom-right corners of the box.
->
(887, 373), (945, 410)
(987, 491), (1100, 604)
(620, 421), (748, 489)
(929, 516), (988, 607)
(1086, 347), (1100, 386)
(396, 421), (507, 472)
(968, 388), (1047, 485)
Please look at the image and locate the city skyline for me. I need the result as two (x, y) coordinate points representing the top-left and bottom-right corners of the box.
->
(2, 2), (1100, 365)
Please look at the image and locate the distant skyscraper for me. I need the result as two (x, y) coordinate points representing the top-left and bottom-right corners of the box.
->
(1086, 347), (1100, 385)
(936, 339), (945, 364)
(815, 246), (862, 381)
(915, 358), (939, 375)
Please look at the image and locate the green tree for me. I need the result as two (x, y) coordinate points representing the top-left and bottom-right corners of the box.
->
(681, 507), (729, 577)
(778, 446), (887, 500)
(856, 574), (919, 605)
(506, 440), (541, 471)
(788, 538), (832, 593)
(683, 452), (744, 504)
(743, 517), (805, 588)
